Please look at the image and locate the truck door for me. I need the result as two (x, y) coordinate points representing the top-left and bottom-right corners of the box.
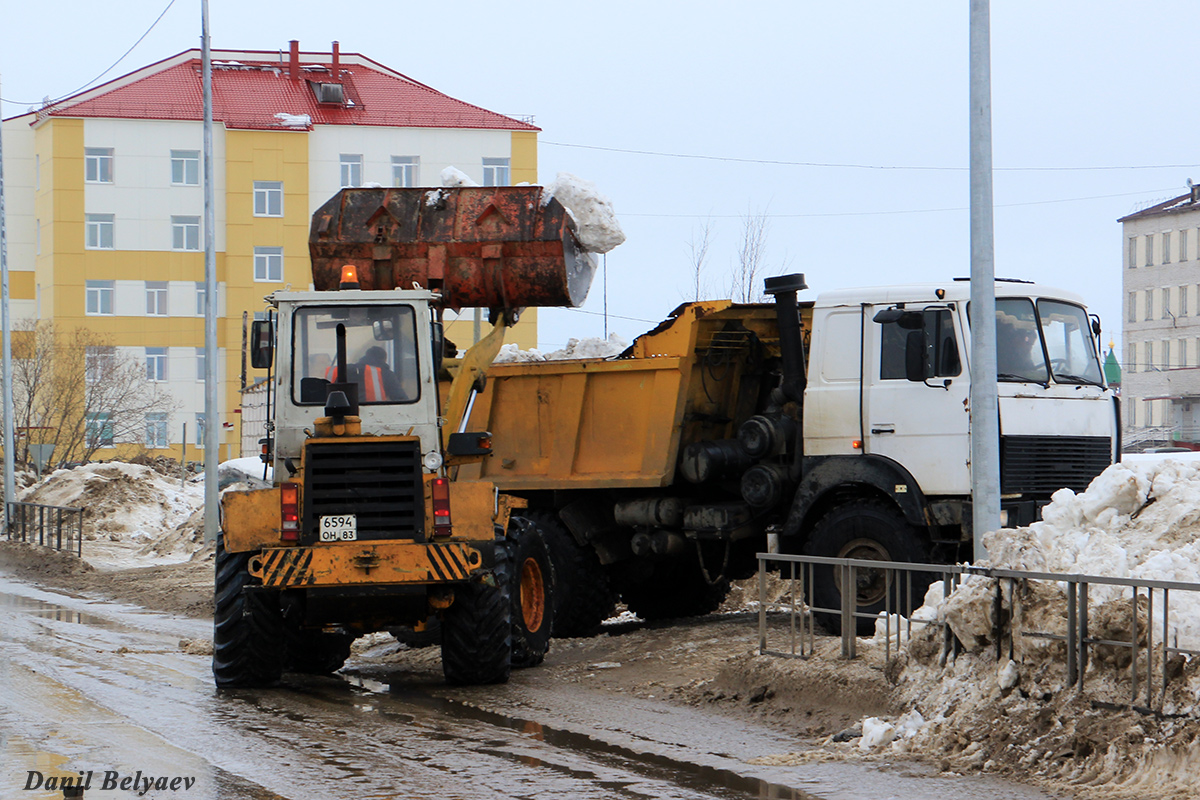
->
(865, 306), (970, 495)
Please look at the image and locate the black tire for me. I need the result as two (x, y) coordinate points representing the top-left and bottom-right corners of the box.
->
(441, 536), (512, 685)
(522, 510), (617, 637)
(389, 619), (442, 648)
(506, 518), (555, 668)
(283, 625), (355, 675)
(804, 501), (933, 636)
(213, 535), (284, 687)
(620, 553), (731, 621)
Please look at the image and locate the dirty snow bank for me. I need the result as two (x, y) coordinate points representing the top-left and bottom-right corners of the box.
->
(440, 166), (478, 187)
(543, 172), (626, 254)
(494, 333), (628, 363)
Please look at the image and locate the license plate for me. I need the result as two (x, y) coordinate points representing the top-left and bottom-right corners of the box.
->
(319, 514), (357, 541)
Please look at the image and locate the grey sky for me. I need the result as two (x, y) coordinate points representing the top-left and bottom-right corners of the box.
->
(3, 1), (1196, 355)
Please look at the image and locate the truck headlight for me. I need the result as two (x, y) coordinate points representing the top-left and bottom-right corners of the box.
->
(423, 451), (443, 471)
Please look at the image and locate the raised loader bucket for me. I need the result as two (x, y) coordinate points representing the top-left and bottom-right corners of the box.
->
(309, 187), (596, 310)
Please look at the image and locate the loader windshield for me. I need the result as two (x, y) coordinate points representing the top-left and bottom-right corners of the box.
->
(292, 305), (421, 405)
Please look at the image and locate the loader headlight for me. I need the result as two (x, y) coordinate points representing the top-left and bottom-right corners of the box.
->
(423, 451), (443, 471)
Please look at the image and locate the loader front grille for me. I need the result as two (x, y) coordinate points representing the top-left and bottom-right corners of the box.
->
(303, 440), (424, 543)
(1000, 435), (1112, 496)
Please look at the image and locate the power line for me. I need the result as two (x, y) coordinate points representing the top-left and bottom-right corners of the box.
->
(558, 306), (659, 324)
(0, 0), (178, 109)
(543, 140), (1200, 174)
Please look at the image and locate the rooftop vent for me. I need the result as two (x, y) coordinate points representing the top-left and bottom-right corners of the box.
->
(313, 82), (345, 105)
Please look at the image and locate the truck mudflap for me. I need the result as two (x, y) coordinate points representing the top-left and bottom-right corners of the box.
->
(247, 541), (488, 588)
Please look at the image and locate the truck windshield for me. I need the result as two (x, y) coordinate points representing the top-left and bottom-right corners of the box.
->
(995, 298), (1048, 383)
(292, 305), (421, 405)
(1037, 299), (1103, 386)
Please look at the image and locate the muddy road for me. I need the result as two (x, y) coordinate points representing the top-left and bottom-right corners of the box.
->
(0, 576), (1062, 800)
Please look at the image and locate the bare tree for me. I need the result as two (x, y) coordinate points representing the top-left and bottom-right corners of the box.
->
(685, 220), (714, 301)
(728, 207), (770, 303)
(10, 322), (177, 465)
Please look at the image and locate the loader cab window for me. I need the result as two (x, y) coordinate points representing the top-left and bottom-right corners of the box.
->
(292, 305), (421, 405)
(879, 308), (961, 380)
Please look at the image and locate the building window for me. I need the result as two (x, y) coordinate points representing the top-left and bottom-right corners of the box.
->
(196, 347), (206, 381)
(195, 413), (207, 448)
(86, 280), (114, 315)
(1163, 288), (1172, 319)
(85, 346), (115, 383)
(1128, 292), (1137, 323)
(340, 155), (362, 188)
(85, 147), (113, 183)
(172, 216), (200, 251)
(86, 412), (114, 448)
(392, 156), (419, 187)
(1164, 339), (1172, 368)
(146, 347), (168, 382)
(254, 181), (283, 216)
(171, 150), (200, 186)
(1182, 229), (1190, 263)
(1128, 237), (1137, 268)
(146, 412), (169, 449)
(1145, 290), (1153, 322)
(146, 281), (168, 316)
(85, 214), (114, 249)
(195, 283), (208, 316)
(1145, 234), (1155, 267)
(1164, 231), (1173, 264)
(482, 157), (510, 187)
(1182, 286), (1190, 318)
(254, 246), (283, 282)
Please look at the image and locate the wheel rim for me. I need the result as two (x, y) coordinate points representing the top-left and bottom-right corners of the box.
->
(520, 557), (546, 632)
(833, 537), (892, 606)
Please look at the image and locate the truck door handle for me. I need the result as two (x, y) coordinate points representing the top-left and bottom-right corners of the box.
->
(871, 426), (895, 434)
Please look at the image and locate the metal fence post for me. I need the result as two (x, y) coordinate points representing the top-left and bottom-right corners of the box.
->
(757, 556), (767, 655)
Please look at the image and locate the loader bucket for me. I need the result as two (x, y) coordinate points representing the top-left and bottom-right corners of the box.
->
(309, 187), (596, 310)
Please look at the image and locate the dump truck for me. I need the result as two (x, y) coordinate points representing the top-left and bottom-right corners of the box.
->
(455, 274), (1119, 634)
(216, 185), (598, 686)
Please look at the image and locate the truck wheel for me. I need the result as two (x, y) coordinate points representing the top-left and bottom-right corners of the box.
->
(284, 626), (355, 675)
(523, 510), (617, 637)
(804, 501), (932, 636)
(507, 517), (555, 668)
(213, 535), (284, 687)
(441, 536), (512, 685)
(620, 556), (731, 621)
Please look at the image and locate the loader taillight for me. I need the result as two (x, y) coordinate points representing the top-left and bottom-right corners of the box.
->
(280, 483), (300, 542)
(431, 477), (452, 537)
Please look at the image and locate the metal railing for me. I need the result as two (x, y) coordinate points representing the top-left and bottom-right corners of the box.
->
(5, 501), (85, 556)
(756, 553), (1200, 715)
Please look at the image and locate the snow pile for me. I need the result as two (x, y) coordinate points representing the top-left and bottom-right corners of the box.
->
(494, 334), (628, 363)
(273, 113), (311, 128)
(543, 172), (626, 254)
(440, 166), (478, 187)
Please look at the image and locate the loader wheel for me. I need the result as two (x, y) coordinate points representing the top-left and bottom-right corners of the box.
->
(804, 501), (933, 637)
(213, 535), (284, 687)
(620, 552), (731, 621)
(506, 517), (555, 668)
(441, 534), (512, 685)
(284, 625), (355, 675)
(522, 510), (617, 637)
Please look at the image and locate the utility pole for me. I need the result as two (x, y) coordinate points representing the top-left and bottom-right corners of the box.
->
(0, 75), (15, 529)
(969, 0), (1000, 561)
(202, 1), (219, 544)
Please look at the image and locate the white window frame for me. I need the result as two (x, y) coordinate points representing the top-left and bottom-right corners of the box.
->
(146, 412), (169, 449)
(85, 346), (116, 383)
(195, 413), (207, 448)
(391, 156), (419, 187)
(1145, 234), (1155, 267)
(146, 281), (168, 316)
(85, 214), (114, 249)
(146, 347), (168, 382)
(254, 246), (283, 282)
(1164, 231), (1173, 264)
(195, 283), (208, 316)
(170, 150), (200, 186)
(253, 181), (284, 217)
(482, 157), (510, 187)
(340, 154), (363, 188)
(85, 147), (113, 183)
(196, 348), (207, 381)
(86, 412), (114, 449)
(86, 280), (114, 315)
(172, 215), (200, 251)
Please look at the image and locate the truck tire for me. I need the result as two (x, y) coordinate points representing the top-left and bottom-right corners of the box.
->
(507, 517), (555, 668)
(284, 626), (355, 675)
(804, 501), (933, 636)
(620, 556), (731, 621)
(441, 537), (512, 685)
(213, 535), (284, 687)
(523, 510), (617, 637)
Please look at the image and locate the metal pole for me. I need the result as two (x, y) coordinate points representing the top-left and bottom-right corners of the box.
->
(202, 1), (219, 544)
(969, 0), (1000, 560)
(0, 75), (15, 531)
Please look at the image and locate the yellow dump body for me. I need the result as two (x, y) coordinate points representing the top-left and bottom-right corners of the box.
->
(457, 301), (812, 491)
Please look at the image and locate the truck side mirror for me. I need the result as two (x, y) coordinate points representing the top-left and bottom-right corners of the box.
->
(905, 330), (929, 382)
(250, 320), (274, 369)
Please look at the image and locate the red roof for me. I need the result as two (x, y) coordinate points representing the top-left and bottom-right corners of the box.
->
(39, 49), (538, 132)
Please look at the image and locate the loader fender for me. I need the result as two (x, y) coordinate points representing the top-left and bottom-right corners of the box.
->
(780, 454), (931, 541)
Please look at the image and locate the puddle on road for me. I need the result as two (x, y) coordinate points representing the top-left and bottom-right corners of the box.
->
(0, 592), (113, 627)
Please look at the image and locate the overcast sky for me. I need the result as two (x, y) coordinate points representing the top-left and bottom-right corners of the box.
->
(4, 1), (1198, 356)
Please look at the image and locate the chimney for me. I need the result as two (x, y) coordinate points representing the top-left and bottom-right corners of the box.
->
(289, 40), (300, 80)
(332, 41), (340, 79)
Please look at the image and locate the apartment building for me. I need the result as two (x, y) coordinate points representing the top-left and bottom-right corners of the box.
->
(1, 41), (540, 461)
(1119, 184), (1200, 449)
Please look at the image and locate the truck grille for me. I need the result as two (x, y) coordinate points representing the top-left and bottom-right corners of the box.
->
(1000, 435), (1112, 496)
(303, 440), (424, 543)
